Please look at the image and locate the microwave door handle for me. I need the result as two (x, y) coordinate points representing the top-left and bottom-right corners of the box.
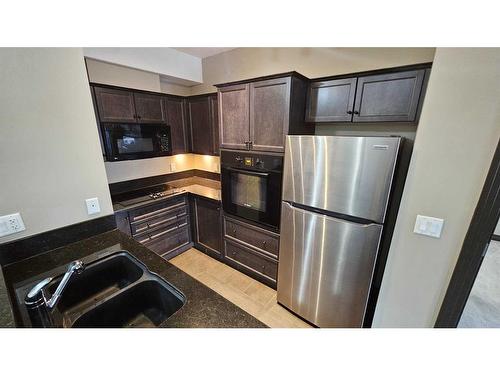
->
(226, 167), (269, 177)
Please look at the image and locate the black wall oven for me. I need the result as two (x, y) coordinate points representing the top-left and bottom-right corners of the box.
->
(102, 123), (172, 161)
(221, 150), (283, 231)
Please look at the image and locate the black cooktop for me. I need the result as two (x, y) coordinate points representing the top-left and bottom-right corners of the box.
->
(112, 184), (185, 207)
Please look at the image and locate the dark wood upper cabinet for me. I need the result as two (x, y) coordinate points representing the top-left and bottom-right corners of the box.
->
(218, 84), (250, 151)
(134, 93), (165, 123)
(250, 77), (291, 153)
(94, 86), (136, 123)
(306, 66), (429, 123)
(305, 78), (357, 122)
(353, 70), (425, 122)
(217, 73), (311, 154)
(164, 97), (188, 154)
(188, 96), (213, 155)
(209, 95), (220, 156)
(193, 197), (222, 259)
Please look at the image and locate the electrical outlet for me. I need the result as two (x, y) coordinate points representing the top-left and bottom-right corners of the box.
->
(214, 163), (220, 173)
(0, 213), (26, 238)
(85, 198), (101, 215)
(170, 162), (176, 172)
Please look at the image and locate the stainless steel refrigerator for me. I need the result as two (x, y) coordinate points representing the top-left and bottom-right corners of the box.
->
(277, 135), (401, 328)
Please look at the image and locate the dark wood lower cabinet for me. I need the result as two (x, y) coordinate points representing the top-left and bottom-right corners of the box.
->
(192, 196), (222, 259)
(115, 195), (279, 288)
(223, 215), (279, 289)
(118, 196), (193, 260)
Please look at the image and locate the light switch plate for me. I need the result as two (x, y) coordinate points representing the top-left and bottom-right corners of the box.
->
(414, 215), (444, 238)
(85, 198), (101, 215)
(0, 213), (26, 238)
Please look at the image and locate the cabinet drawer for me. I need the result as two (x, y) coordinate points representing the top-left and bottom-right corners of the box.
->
(128, 197), (187, 224)
(135, 218), (190, 257)
(224, 217), (279, 258)
(130, 205), (188, 235)
(224, 239), (277, 282)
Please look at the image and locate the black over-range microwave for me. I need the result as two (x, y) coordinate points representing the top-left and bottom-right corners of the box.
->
(101, 123), (172, 161)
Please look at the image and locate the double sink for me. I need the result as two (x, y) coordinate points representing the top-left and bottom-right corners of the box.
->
(21, 252), (185, 328)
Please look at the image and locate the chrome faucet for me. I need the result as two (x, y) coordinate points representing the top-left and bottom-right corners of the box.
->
(25, 260), (85, 327)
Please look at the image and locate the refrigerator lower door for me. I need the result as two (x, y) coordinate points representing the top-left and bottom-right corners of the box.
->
(277, 202), (383, 328)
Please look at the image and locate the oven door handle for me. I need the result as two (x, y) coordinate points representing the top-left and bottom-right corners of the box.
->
(226, 167), (269, 177)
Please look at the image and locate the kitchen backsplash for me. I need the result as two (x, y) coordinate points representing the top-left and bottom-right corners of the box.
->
(105, 154), (220, 184)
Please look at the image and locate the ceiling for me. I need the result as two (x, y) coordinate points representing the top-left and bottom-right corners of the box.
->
(173, 48), (236, 59)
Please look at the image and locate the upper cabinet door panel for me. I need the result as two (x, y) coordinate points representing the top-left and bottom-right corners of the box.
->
(305, 78), (357, 122)
(209, 95), (220, 156)
(94, 87), (136, 123)
(218, 84), (249, 150)
(134, 93), (165, 123)
(165, 97), (188, 154)
(353, 70), (425, 122)
(188, 97), (213, 155)
(249, 77), (291, 153)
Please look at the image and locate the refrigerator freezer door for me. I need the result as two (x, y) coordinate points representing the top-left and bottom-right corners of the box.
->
(282, 135), (400, 223)
(277, 202), (383, 327)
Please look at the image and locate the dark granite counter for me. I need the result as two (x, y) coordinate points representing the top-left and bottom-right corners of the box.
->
(113, 176), (221, 213)
(1, 230), (265, 328)
(0, 267), (15, 327)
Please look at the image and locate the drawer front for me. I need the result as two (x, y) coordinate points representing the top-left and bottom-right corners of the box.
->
(224, 217), (279, 258)
(135, 218), (191, 257)
(224, 239), (278, 282)
(134, 215), (189, 243)
(128, 196), (187, 224)
(131, 205), (188, 235)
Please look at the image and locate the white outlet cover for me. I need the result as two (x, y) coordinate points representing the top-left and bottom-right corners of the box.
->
(413, 215), (444, 238)
(170, 163), (176, 172)
(0, 213), (26, 237)
(85, 197), (101, 215)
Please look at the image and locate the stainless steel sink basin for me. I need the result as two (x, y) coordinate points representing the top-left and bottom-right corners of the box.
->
(72, 280), (185, 328)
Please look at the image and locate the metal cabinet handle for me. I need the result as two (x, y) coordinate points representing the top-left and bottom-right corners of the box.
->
(150, 226), (177, 240)
(353, 111), (359, 115)
(347, 110), (353, 114)
(148, 215), (177, 228)
(132, 202), (185, 222)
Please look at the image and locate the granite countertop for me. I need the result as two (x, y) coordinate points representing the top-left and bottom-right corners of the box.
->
(113, 177), (221, 213)
(1, 230), (265, 328)
(0, 267), (15, 327)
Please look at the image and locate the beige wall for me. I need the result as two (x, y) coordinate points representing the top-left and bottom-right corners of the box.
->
(191, 47), (436, 95)
(105, 155), (220, 184)
(0, 48), (114, 243)
(373, 48), (500, 327)
(86, 58), (191, 96)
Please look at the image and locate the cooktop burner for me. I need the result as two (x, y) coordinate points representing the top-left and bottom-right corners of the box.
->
(112, 184), (185, 207)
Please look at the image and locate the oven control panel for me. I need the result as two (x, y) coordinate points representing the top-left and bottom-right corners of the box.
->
(235, 156), (264, 168)
(223, 150), (282, 171)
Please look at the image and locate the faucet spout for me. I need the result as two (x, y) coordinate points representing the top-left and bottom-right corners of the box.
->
(46, 260), (85, 309)
(25, 260), (85, 327)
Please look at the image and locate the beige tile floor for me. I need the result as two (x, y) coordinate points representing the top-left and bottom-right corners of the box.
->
(170, 248), (312, 328)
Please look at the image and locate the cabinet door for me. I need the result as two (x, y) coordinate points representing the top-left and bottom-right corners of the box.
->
(94, 87), (136, 123)
(164, 97), (188, 154)
(353, 70), (425, 122)
(305, 78), (357, 122)
(188, 97), (213, 155)
(134, 93), (165, 123)
(249, 77), (291, 153)
(194, 197), (222, 259)
(218, 84), (249, 150)
(209, 95), (220, 156)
